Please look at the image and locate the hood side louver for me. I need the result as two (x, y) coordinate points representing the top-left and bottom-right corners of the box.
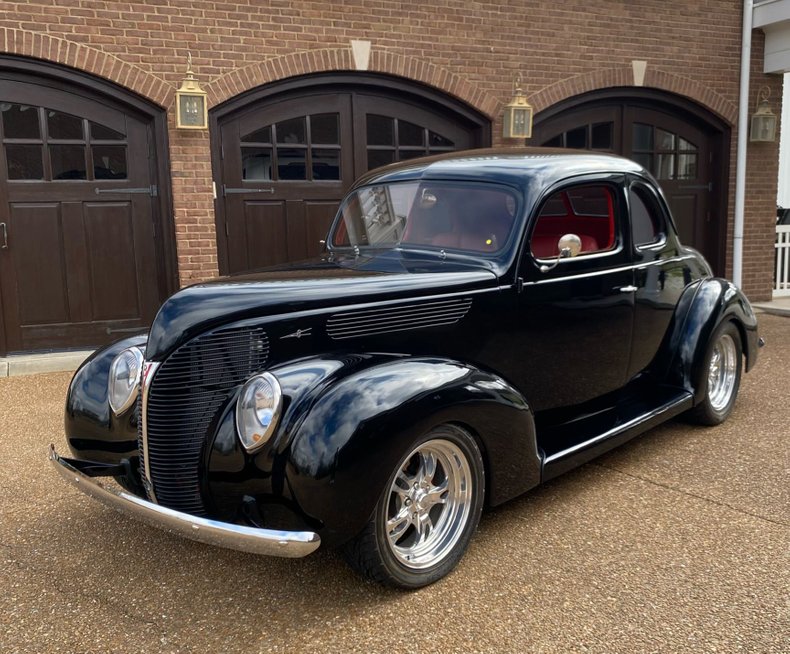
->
(326, 297), (473, 340)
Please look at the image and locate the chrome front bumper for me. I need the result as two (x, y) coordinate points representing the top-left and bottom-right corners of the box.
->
(49, 445), (321, 558)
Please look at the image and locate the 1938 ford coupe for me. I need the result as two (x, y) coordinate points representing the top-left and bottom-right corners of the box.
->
(51, 149), (760, 588)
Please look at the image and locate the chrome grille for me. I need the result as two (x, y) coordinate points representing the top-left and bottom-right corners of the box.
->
(144, 326), (269, 515)
(326, 297), (473, 340)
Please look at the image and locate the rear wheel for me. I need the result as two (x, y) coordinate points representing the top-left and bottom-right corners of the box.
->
(687, 321), (742, 425)
(343, 425), (484, 588)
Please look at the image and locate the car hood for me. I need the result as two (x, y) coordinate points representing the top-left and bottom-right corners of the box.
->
(146, 251), (499, 360)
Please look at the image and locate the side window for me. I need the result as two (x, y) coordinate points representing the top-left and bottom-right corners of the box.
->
(530, 184), (617, 258)
(629, 185), (666, 248)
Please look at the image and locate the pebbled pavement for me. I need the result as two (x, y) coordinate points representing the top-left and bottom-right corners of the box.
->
(0, 315), (788, 654)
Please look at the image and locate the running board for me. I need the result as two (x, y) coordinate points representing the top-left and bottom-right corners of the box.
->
(541, 390), (693, 481)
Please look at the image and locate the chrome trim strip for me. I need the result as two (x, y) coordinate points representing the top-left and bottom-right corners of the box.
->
(543, 394), (692, 465)
(49, 445), (321, 558)
(523, 255), (699, 286)
(140, 361), (160, 503)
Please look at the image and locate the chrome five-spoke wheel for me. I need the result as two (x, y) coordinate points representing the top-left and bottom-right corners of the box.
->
(343, 425), (484, 588)
(707, 332), (738, 412)
(688, 320), (743, 426)
(385, 439), (472, 570)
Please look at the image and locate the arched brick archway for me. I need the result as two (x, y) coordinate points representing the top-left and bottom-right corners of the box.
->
(528, 66), (737, 127)
(0, 27), (170, 106)
(204, 48), (501, 119)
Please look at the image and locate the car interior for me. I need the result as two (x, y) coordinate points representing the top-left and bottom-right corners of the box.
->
(530, 185), (616, 258)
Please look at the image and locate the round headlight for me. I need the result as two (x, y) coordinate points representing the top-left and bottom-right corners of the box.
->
(236, 372), (283, 453)
(108, 346), (144, 415)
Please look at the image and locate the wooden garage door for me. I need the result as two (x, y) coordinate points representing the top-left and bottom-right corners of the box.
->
(0, 80), (162, 354)
(533, 96), (726, 275)
(216, 87), (481, 275)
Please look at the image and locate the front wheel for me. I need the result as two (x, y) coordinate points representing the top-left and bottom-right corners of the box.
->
(343, 425), (485, 589)
(687, 320), (743, 425)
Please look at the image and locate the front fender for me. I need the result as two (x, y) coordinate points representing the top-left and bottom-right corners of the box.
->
(661, 278), (759, 403)
(65, 334), (147, 463)
(282, 356), (540, 547)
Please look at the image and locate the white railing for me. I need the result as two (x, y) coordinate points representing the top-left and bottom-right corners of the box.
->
(776, 225), (790, 296)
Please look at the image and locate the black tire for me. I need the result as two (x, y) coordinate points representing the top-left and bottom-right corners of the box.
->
(686, 320), (743, 426)
(342, 424), (485, 589)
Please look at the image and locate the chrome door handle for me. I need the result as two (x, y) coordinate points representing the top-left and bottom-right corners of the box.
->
(0, 222), (7, 249)
(619, 285), (638, 293)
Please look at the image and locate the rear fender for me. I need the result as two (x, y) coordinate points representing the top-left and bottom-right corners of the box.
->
(659, 278), (759, 403)
(281, 356), (539, 547)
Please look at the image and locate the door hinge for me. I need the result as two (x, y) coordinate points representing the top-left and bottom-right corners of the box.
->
(222, 185), (274, 196)
(94, 185), (158, 197)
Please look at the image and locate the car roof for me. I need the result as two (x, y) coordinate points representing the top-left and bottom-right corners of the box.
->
(352, 147), (646, 189)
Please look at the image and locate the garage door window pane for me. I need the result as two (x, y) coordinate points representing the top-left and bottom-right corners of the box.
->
(565, 126), (587, 149)
(277, 148), (306, 180)
(368, 149), (394, 170)
(312, 149), (340, 180)
(48, 111), (84, 140)
(633, 123), (653, 151)
(90, 122), (125, 141)
(591, 123), (613, 150)
(429, 131), (454, 148)
(655, 129), (675, 151)
(5, 144), (43, 179)
(656, 153), (674, 180)
(93, 145), (127, 179)
(678, 137), (697, 152)
(398, 120), (423, 147)
(678, 153), (697, 180)
(2, 104), (40, 139)
(51, 145), (87, 180)
(242, 147), (272, 180)
(275, 118), (305, 145)
(367, 115), (393, 146)
(632, 152), (652, 171)
(241, 125), (272, 144)
(310, 114), (339, 145)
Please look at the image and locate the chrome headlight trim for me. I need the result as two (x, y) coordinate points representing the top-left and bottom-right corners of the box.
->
(236, 372), (283, 453)
(108, 346), (144, 415)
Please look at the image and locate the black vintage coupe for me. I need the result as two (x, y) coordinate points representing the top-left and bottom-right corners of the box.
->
(51, 149), (761, 588)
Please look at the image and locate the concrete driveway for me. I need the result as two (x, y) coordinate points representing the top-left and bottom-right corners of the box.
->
(1, 315), (788, 654)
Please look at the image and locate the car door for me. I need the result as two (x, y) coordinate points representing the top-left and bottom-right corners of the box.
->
(509, 174), (634, 412)
(627, 177), (703, 379)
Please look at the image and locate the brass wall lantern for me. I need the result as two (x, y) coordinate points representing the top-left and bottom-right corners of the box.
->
(749, 86), (777, 143)
(503, 76), (533, 140)
(176, 53), (208, 130)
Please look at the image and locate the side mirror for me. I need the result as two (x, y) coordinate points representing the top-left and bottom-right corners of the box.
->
(540, 233), (583, 273)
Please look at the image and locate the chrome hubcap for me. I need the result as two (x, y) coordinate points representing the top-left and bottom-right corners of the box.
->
(384, 438), (472, 570)
(707, 333), (737, 412)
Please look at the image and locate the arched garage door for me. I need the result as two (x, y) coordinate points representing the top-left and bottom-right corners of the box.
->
(0, 61), (174, 355)
(213, 74), (491, 275)
(532, 90), (729, 276)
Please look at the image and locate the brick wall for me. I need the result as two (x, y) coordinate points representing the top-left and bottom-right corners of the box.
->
(0, 0), (782, 298)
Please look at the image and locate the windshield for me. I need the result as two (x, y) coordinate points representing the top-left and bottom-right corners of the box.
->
(330, 181), (520, 255)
